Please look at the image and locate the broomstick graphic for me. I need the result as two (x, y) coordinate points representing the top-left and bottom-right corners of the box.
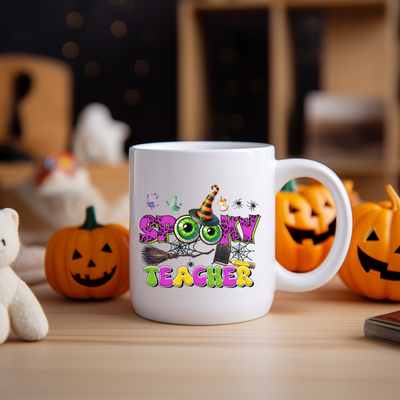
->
(141, 244), (214, 266)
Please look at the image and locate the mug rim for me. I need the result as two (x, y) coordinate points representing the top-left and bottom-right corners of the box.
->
(130, 141), (273, 152)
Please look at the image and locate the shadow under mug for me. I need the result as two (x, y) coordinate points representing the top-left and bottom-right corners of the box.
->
(129, 141), (352, 325)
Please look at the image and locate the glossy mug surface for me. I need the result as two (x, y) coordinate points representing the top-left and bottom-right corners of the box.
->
(129, 141), (352, 325)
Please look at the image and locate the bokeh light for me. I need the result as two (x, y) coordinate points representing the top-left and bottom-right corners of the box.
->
(304, 16), (320, 34)
(111, 21), (127, 37)
(66, 12), (83, 30)
(62, 42), (79, 59)
(124, 89), (141, 105)
(134, 60), (150, 76)
(85, 61), (101, 77)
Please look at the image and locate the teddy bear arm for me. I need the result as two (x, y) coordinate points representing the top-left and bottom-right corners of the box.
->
(8, 282), (49, 341)
(0, 303), (10, 345)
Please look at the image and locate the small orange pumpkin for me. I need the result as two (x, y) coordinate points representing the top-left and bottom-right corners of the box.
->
(276, 180), (336, 272)
(45, 206), (129, 299)
(339, 184), (400, 301)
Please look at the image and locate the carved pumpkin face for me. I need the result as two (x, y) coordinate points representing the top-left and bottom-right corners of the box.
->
(276, 181), (336, 272)
(339, 185), (400, 300)
(45, 207), (129, 299)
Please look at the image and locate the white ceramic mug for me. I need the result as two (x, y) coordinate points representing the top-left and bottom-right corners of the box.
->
(129, 141), (352, 325)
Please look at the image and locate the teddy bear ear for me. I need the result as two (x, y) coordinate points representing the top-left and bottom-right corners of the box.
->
(1, 208), (19, 228)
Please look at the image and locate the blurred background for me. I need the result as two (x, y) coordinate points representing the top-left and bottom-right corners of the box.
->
(177, 0), (399, 203)
(0, 0), (398, 243)
(0, 0), (178, 151)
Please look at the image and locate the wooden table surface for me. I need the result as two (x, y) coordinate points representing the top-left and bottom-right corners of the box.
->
(1, 275), (399, 400)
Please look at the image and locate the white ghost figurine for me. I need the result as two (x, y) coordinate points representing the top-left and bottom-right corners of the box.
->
(73, 103), (130, 164)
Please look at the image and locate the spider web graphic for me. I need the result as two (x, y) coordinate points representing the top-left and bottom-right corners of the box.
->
(229, 243), (254, 262)
(168, 238), (205, 257)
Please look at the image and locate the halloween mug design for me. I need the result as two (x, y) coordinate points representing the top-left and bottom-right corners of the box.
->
(139, 184), (261, 289)
(129, 141), (352, 325)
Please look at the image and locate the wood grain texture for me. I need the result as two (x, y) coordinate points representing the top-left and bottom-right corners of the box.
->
(1, 275), (400, 399)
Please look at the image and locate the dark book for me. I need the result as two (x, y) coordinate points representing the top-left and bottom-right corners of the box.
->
(213, 243), (231, 266)
(364, 310), (400, 346)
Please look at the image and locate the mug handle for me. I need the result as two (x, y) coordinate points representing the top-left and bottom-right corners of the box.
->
(274, 158), (352, 292)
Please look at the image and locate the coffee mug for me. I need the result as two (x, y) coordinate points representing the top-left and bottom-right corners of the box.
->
(129, 141), (352, 325)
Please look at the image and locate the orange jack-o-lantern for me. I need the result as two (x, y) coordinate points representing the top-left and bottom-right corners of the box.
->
(276, 180), (336, 272)
(45, 206), (129, 299)
(339, 185), (400, 301)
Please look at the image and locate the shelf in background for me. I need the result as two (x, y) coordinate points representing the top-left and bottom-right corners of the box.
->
(178, 0), (400, 202)
(187, 0), (387, 10)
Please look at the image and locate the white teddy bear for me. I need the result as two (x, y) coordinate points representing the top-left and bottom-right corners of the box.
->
(0, 208), (48, 344)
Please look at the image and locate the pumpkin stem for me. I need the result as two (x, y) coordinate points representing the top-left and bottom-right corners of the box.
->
(385, 185), (400, 212)
(80, 206), (104, 230)
(281, 180), (298, 192)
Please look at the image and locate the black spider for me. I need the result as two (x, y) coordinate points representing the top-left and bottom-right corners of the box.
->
(247, 200), (258, 211)
(233, 198), (243, 209)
